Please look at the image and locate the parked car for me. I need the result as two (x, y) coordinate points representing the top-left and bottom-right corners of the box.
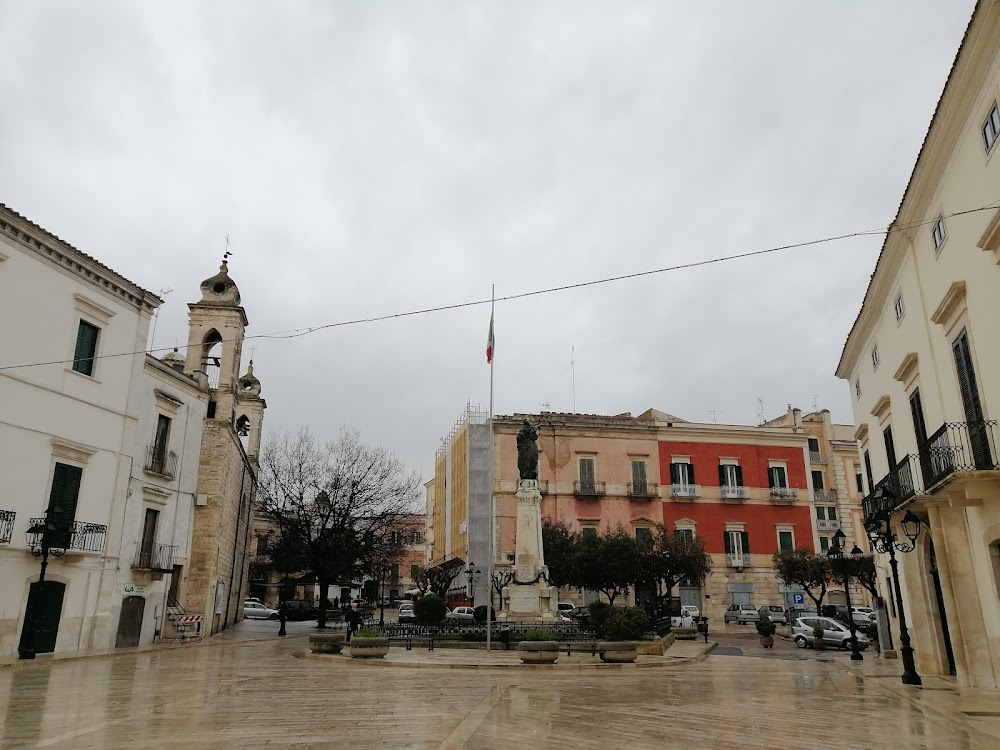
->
(279, 600), (320, 621)
(566, 606), (590, 624)
(792, 616), (870, 650)
(244, 601), (278, 620)
(723, 603), (760, 624)
(446, 606), (476, 623)
(397, 602), (416, 624)
(851, 607), (875, 624)
(681, 605), (701, 620)
(758, 605), (787, 624)
(557, 602), (575, 615)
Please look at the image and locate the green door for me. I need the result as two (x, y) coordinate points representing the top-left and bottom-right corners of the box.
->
(18, 581), (66, 655)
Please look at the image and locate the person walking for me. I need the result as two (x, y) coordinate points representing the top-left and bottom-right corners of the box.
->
(345, 601), (362, 643)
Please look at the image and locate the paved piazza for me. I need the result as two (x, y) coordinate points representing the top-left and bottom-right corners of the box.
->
(0, 634), (994, 749)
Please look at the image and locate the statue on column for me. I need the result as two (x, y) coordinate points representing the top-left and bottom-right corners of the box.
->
(516, 420), (539, 480)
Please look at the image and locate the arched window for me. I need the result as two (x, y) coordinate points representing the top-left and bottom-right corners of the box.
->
(201, 330), (222, 389)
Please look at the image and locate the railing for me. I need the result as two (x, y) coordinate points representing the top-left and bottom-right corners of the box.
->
(0, 509), (14, 544)
(26, 519), (108, 553)
(144, 444), (179, 479)
(726, 553), (752, 567)
(133, 542), (177, 572)
(769, 487), (799, 502)
(671, 484), (701, 499)
(809, 451), (823, 463)
(861, 454), (922, 522)
(720, 485), (750, 500)
(813, 489), (838, 502)
(817, 519), (841, 531)
(627, 482), (658, 499)
(573, 480), (606, 498)
(917, 421), (999, 490)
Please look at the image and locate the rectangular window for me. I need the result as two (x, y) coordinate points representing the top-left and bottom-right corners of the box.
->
(827, 506), (837, 521)
(670, 461), (695, 485)
(410, 531), (422, 545)
(630, 459), (648, 493)
(811, 471), (824, 490)
(855, 472), (864, 494)
(72, 320), (100, 376)
(909, 388), (928, 447)
(390, 563), (400, 583)
(871, 345), (880, 370)
(768, 465), (787, 489)
(855, 379), (862, 398)
(815, 506), (826, 521)
(883, 426), (897, 469)
(139, 508), (159, 567)
(579, 457), (596, 487)
(808, 438), (819, 453)
(894, 293), (905, 321)
(931, 218), (947, 250)
(635, 527), (651, 543)
(983, 101), (1000, 152)
(719, 464), (743, 488)
(151, 414), (171, 474)
(778, 530), (794, 552)
(864, 450), (874, 493)
(676, 528), (694, 542)
(819, 536), (830, 553)
(48, 462), (83, 548)
(581, 527), (597, 540)
(410, 563), (420, 580)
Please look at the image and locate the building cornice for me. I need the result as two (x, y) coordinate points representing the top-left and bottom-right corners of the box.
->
(0, 204), (160, 313)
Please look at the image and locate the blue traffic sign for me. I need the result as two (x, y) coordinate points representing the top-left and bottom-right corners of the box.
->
(792, 593), (805, 605)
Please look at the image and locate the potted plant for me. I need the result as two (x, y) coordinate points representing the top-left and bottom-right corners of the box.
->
(755, 618), (776, 648)
(349, 628), (389, 659)
(811, 622), (827, 651)
(517, 628), (559, 664)
(597, 607), (649, 663)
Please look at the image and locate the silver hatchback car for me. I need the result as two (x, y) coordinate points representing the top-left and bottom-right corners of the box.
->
(792, 616), (870, 650)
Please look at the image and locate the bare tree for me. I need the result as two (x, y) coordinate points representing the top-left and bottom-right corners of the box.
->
(413, 564), (462, 598)
(257, 427), (420, 628)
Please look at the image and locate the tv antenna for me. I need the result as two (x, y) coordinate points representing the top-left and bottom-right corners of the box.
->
(149, 287), (173, 353)
(757, 397), (766, 426)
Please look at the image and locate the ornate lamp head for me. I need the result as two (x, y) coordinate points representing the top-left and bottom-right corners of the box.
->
(900, 511), (922, 545)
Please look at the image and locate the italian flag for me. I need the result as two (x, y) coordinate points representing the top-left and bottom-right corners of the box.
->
(486, 312), (495, 364)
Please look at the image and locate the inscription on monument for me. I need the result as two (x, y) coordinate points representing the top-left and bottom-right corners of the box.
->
(516, 564), (535, 582)
(509, 587), (540, 613)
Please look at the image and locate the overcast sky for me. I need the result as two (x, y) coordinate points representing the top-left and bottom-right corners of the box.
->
(0, 1), (975, 479)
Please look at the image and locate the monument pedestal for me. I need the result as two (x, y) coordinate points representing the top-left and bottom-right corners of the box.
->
(499, 479), (558, 622)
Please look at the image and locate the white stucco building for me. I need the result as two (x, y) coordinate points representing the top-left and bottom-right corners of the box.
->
(836, 0), (1000, 688)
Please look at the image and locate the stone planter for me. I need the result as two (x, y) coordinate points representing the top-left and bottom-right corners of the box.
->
(517, 641), (559, 664)
(759, 635), (774, 649)
(598, 642), (638, 663)
(309, 632), (346, 654)
(635, 638), (664, 656)
(349, 636), (389, 659)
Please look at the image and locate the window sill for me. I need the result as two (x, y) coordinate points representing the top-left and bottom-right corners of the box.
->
(65, 367), (102, 385)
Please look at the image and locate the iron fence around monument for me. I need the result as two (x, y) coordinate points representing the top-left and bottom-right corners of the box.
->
(368, 620), (591, 642)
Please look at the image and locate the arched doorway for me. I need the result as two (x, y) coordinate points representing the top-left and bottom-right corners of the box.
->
(18, 580), (66, 656)
(115, 596), (146, 648)
(928, 539), (956, 676)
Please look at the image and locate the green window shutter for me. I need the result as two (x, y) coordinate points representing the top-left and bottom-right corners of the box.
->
(812, 471), (824, 490)
(635, 527), (650, 542)
(828, 506), (837, 521)
(735, 466), (744, 487)
(410, 564), (419, 579)
(582, 527), (597, 540)
(740, 531), (750, 555)
(767, 467), (776, 488)
(816, 506), (825, 521)
(779, 531), (793, 551)
(688, 462), (696, 484)
(724, 532), (733, 554)
(718, 465), (728, 486)
(49, 463), (82, 547)
(669, 463), (679, 484)
(579, 458), (595, 484)
(73, 321), (100, 376)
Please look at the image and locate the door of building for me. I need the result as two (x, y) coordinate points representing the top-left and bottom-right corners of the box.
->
(928, 541), (957, 676)
(115, 596), (146, 648)
(18, 580), (66, 656)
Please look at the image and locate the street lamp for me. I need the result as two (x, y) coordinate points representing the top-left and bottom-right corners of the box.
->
(826, 528), (864, 661)
(378, 563), (392, 627)
(465, 562), (482, 600)
(19, 506), (66, 660)
(865, 488), (923, 686)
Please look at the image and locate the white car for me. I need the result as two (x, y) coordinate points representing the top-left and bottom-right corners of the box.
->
(792, 616), (870, 650)
(681, 605), (700, 620)
(851, 607), (875, 624)
(446, 606), (476, 623)
(243, 601), (278, 620)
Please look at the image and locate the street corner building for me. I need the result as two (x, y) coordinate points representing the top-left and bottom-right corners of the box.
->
(0, 204), (266, 660)
(430, 404), (867, 622)
(836, 0), (1000, 689)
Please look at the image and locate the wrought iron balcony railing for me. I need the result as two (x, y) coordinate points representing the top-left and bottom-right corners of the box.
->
(813, 489), (838, 502)
(144, 444), (179, 479)
(671, 483), (701, 499)
(769, 487), (799, 502)
(26, 518), (108, 555)
(133, 542), (177, 572)
(573, 480), (606, 498)
(916, 420), (999, 491)
(809, 451), (823, 463)
(627, 482), (658, 499)
(0, 509), (14, 544)
(720, 485), (750, 500)
(726, 552), (752, 568)
(861, 454), (922, 522)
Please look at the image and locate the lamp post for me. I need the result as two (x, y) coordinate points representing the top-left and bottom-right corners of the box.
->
(826, 529), (864, 661)
(865, 488), (923, 686)
(19, 506), (66, 660)
(378, 563), (391, 627)
(465, 562), (482, 602)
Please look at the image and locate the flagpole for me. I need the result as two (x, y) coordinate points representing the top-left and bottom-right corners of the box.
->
(486, 284), (495, 652)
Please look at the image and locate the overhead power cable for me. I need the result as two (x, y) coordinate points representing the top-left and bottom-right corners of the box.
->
(1, 201), (996, 373)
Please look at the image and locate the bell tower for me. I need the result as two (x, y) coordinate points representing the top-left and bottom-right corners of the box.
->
(184, 260), (248, 422)
(234, 360), (266, 465)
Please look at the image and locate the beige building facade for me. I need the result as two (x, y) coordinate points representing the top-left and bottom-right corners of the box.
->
(837, 0), (1000, 689)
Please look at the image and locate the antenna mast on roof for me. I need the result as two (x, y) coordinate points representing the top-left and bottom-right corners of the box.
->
(149, 287), (173, 353)
(571, 346), (576, 413)
(757, 397), (765, 426)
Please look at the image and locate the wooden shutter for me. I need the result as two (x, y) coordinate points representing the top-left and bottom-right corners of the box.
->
(48, 463), (82, 548)
(740, 531), (750, 555)
(767, 467), (776, 488)
(953, 330), (991, 468)
(909, 389), (928, 445)
(718, 465), (727, 486)
(883, 426), (897, 469)
(864, 451), (874, 493)
(735, 466), (744, 487)
(724, 531), (733, 554)
(579, 458), (595, 484)
(812, 471), (824, 490)
(73, 322), (99, 376)
(688, 462), (696, 484)
(669, 463), (679, 484)
(632, 461), (647, 484)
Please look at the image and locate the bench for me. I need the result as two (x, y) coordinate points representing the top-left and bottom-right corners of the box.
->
(556, 641), (602, 657)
